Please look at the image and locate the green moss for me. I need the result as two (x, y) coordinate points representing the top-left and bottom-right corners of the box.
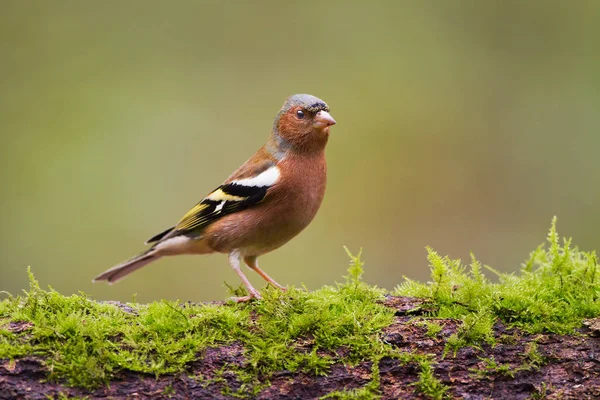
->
(395, 217), (600, 350)
(469, 343), (546, 380)
(413, 359), (448, 400)
(320, 385), (379, 400)
(320, 356), (382, 400)
(415, 320), (443, 339)
(49, 394), (89, 400)
(522, 341), (546, 368)
(444, 310), (496, 356)
(1, 218), (598, 397)
(0, 250), (394, 393)
(469, 356), (514, 378)
(162, 384), (176, 398)
(530, 382), (550, 399)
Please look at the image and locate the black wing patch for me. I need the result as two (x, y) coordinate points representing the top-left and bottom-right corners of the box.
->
(172, 182), (268, 236)
(145, 226), (175, 244)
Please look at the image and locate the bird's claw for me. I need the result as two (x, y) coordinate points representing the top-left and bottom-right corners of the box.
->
(229, 290), (263, 303)
(270, 283), (287, 292)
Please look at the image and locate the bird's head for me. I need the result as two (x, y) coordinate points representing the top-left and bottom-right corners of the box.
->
(271, 94), (336, 154)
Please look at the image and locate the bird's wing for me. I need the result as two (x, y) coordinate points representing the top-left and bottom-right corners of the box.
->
(173, 182), (269, 234)
(145, 226), (175, 244)
(152, 155), (280, 241)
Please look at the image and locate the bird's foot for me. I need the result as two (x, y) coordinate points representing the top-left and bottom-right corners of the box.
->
(270, 282), (287, 291)
(230, 289), (263, 303)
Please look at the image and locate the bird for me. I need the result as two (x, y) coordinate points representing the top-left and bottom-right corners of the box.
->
(93, 94), (336, 302)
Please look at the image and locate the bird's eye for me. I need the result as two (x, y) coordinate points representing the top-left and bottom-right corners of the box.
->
(296, 110), (305, 119)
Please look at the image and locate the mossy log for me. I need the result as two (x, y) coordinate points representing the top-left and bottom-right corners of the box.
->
(1, 296), (599, 400)
(3, 221), (600, 399)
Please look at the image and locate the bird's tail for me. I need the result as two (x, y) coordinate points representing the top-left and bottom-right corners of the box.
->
(93, 249), (161, 284)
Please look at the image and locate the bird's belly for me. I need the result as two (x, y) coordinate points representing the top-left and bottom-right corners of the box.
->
(204, 203), (317, 256)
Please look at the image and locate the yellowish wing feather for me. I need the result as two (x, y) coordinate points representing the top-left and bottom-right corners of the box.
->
(176, 203), (208, 230)
(205, 189), (245, 202)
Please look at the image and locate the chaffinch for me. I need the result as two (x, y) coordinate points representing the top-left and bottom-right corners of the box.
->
(94, 94), (336, 301)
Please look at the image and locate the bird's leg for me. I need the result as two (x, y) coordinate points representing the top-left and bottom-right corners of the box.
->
(244, 256), (287, 291)
(229, 251), (262, 302)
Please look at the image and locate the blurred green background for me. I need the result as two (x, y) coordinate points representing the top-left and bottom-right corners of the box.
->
(1, 1), (599, 303)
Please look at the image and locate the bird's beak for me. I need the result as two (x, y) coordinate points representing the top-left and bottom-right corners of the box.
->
(314, 110), (336, 129)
